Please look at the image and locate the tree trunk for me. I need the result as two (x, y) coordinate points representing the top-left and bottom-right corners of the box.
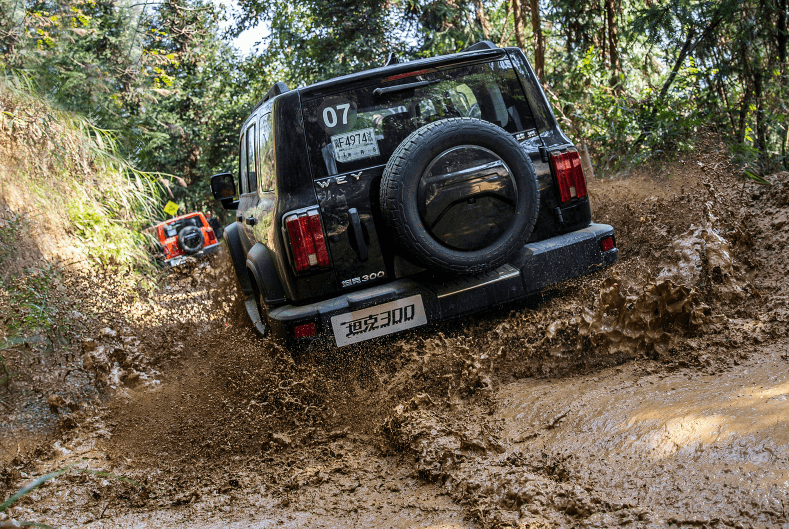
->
(529, 0), (545, 82)
(605, 0), (622, 91)
(740, 34), (768, 155)
(498, 0), (512, 46)
(736, 89), (751, 145)
(512, 0), (526, 49)
(753, 69), (767, 155)
(473, 0), (491, 40)
(778, 0), (787, 64)
(600, 0), (607, 66)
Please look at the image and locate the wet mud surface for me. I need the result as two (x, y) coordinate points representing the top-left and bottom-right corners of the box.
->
(3, 149), (789, 528)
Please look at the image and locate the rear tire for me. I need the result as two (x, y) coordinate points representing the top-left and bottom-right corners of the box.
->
(248, 273), (268, 336)
(223, 224), (253, 294)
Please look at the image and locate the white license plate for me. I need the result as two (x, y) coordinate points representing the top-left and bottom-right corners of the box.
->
(331, 295), (427, 347)
(331, 127), (380, 163)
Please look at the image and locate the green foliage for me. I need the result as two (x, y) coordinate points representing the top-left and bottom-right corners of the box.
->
(1, 70), (165, 270)
(1, 0), (788, 212)
(0, 0), (260, 215)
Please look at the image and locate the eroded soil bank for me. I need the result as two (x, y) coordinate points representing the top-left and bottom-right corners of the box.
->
(2, 146), (789, 528)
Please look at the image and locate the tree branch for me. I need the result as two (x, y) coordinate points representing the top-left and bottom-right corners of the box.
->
(631, 6), (729, 152)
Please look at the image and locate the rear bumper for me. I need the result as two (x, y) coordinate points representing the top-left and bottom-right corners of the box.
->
(258, 223), (617, 346)
(164, 242), (221, 267)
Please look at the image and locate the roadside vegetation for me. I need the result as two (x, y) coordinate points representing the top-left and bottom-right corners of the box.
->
(1, 73), (163, 269)
(0, 0), (786, 215)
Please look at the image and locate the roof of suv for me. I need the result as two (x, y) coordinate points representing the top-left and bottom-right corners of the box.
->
(299, 48), (506, 98)
(251, 47), (509, 113)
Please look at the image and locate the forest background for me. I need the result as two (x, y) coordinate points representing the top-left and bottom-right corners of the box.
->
(1, 0), (786, 218)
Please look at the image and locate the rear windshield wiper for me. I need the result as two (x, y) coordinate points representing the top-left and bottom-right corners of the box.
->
(374, 78), (441, 97)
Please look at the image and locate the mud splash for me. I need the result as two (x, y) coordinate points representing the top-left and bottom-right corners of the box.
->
(382, 394), (602, 527)
(576, 195), (754, 360)
(378, 155), (788, 528)
(4, 146), (789, 529)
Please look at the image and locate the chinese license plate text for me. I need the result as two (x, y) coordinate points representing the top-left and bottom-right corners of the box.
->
(330, 295), (427, 346)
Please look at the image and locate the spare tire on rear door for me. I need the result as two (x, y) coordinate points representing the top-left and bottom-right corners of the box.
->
(177, 225), (204, 255)
(379, 117), (540, 274)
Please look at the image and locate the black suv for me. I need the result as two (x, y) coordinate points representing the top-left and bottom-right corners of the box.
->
(211, 41), (617, 348)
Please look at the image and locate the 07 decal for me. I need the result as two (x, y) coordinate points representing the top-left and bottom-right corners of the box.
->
(317, 96), (357, 135)
(341, 270), (385, 288)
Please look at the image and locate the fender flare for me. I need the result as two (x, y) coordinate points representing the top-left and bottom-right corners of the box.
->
(246, 242), (286, 306)
(223, 223), (253, 294)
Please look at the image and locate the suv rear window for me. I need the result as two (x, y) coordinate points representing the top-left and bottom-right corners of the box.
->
(303, 58), (536, 178)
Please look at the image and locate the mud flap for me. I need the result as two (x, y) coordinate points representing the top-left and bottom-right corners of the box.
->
(244, 295), (267, 335)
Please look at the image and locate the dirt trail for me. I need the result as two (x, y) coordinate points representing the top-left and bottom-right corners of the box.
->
(3, 146), (789, 528)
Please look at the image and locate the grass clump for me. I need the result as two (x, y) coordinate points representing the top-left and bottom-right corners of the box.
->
(0, 70), (165, 273)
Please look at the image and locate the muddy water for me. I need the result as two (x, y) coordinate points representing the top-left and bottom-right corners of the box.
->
(3, 152), (789, 528)
(497, 342), (789, 525)
(383, 342), (789, 527)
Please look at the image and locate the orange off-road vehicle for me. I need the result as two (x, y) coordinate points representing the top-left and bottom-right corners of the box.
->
(149, 212), (221, 267)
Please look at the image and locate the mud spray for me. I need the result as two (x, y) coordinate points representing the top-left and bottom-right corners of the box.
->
(2, 152), (789, 528)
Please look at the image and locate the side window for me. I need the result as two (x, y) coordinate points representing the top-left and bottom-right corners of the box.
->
(246, 124), (257, 192)
(239, 135), (248, 195)
(258, 113), (275, 192)
(448, 83), (478, 118)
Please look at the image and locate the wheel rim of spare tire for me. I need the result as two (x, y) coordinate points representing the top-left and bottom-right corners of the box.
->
(417, 144), (517, 251)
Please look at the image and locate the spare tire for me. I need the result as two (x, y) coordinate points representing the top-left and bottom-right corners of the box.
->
(379, 118), (539, 274)
(177, 225), (204, 255)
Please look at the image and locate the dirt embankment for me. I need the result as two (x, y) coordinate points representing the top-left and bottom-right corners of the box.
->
(3, 143), (789, 528)
(0, 77), (163, 470)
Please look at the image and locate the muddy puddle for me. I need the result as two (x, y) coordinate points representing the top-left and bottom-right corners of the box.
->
(496, 341), (789, 525)
(2, 150), (789, 528)
(384, 341), (789, 527)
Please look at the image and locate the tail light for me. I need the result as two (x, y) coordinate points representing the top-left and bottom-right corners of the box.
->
(285, 209), (331, 273)
(600, 236), (615, 252)
(207, 229), (217, 244)
(550, 150), (587, 203)
(294, 322), (316, 338)
(382, 68), (438, 82)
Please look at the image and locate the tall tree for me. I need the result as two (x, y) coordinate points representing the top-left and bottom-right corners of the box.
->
(631, 0), (738, 150)
(605, 0), (622, 90)
(473, 0), (492, 39)
(529, 0), (544, 82)
(235, 0), (398, 85)
(512, 0), (526, 49)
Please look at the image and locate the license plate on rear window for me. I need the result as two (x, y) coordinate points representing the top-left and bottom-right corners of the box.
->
(331, 127), (380, 163)
(331, 295), (427, 347)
